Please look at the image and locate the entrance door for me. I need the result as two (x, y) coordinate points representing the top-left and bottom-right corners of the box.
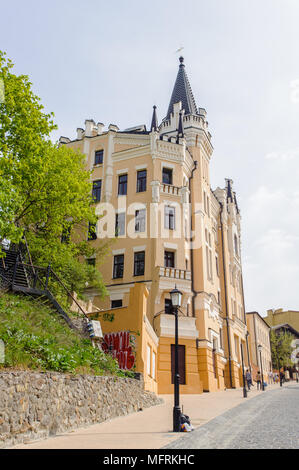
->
(171, 344), (186, 385)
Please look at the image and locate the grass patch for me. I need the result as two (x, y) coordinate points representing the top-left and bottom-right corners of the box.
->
(0, 292), (131, 377)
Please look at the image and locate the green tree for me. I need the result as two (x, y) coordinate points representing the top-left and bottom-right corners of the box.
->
(0, 50), (109, 297)
(270, 330), (294, 369)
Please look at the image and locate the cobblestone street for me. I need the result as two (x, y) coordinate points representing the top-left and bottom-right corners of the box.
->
(165, 383), (299, 449)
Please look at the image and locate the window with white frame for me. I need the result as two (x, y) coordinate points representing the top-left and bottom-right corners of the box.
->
(147, 345), (151, 376)
(152, 351), (156, 379)
(205, 229), (213, 280)
(234, 336), (240, 362)
(164, 206), (175, 230)
(115, 212), (125, 237)
(135, 209), (146, 233)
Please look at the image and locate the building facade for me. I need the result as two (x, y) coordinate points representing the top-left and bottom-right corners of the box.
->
(265, 308), (299, 333)
(246, 312), (272, 381)
(60, 57), (250, 393)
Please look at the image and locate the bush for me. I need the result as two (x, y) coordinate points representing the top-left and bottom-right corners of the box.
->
(0, 293), (131, 377)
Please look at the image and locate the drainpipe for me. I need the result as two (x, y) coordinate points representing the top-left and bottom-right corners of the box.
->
(188, 160), (198, 318)
(219, 202), (233, 388)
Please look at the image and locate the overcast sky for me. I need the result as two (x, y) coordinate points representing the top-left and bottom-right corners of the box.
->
(1, 0), (299, 316)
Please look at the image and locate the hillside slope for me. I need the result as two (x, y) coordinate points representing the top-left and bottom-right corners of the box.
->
(0, 292), (125, 376)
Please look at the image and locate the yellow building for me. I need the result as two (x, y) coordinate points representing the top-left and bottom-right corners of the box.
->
(60, 57), (250, 393)
(265, 308), (299, 333)
(246, 312), (272, 381)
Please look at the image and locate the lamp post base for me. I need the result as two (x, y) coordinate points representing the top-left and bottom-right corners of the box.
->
(173, 406), (181, 432)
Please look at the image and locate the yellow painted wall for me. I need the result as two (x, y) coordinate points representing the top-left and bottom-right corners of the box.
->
(265, 309), (299, 333)
(157, 337), (203, 394)
(89, 283), (158, 393)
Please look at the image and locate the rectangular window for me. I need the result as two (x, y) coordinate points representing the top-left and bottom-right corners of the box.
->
(113, 254), (124, 279)
(134, 251), (145, 276)
(61, 226), (71, 244)
(234, 336), (240, 362)
(164, 251), (175, 268)
(94, 149), (104, 165)
(88, 222), (97, 241)
(162, 167), (173, 185)
(86, 258), (96, 266)
(135, 209), (146, 232)
(92, 180), (102, 202)
(147, 345), (151, 376)
(111, 299), (123, 309)
(164, 206), (175, 230)
(152, 351), (156, 379)
(136, 170), (147, 192)
(115, 212), (125, 237)
(219, 328), (223, 348)
(165, 298), (173, 314)
(118, 174), (128, 195)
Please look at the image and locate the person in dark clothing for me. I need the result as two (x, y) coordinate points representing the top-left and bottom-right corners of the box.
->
(256, 371), (262, 390)
(246, 370), (253, 390)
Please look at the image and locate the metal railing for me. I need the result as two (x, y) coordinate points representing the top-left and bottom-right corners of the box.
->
(157, 266), (191, 281)
(0, 253), (88, 320)
(161, 184), (181, 196)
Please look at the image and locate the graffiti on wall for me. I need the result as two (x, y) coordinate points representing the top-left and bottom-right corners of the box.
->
(102, 331), (135, 370)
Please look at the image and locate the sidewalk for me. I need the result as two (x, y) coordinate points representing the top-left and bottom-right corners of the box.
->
(13, 383), (280, 449)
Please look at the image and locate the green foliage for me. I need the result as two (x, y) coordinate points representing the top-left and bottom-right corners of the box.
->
(0, 50), (110, 295)
(270, 330), (294, 369)
(0, 292), (131, 377)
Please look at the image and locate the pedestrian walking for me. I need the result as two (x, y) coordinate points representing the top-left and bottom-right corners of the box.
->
(280, 370), (285, 384)
(269, 370), (273, 384)
(256, 371), (262, 390)
(246, 369), (253, 390)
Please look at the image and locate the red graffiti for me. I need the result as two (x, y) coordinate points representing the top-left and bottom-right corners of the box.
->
(102, 331), (135, 370)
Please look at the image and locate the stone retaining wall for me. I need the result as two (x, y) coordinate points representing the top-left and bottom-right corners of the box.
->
(0, 370), (162, 448)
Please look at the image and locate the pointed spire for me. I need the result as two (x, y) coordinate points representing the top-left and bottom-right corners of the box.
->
(225, 179), (234, 203)
(177, 111), (184, 142)
(233, 192), (240, 214)
(165, 57), (198, 120)
(150, 105), (159, 131)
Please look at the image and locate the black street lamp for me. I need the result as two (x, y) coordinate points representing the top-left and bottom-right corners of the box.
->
(277, 339), (283, 387)
(258, 344), (265, 391)
(170, 286), (183, 432)
(240, 342), (247, 398)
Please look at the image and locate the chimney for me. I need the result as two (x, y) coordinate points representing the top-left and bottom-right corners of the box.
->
(97, 122), (104, 135)
(59, 136), (71, 144)
(108, 124), (119, 132)
(76, 128), (84, 140)
(85, 119), (95, 137)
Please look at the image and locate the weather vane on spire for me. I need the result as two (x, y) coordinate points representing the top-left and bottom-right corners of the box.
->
(175, 46), (184, 54)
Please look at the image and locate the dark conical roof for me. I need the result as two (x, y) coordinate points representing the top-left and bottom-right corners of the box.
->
(150, 105), (159, 131)
(165, 57), (198, 120)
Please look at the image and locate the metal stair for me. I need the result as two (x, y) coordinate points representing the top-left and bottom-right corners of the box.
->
(0, 246), (84, 330)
